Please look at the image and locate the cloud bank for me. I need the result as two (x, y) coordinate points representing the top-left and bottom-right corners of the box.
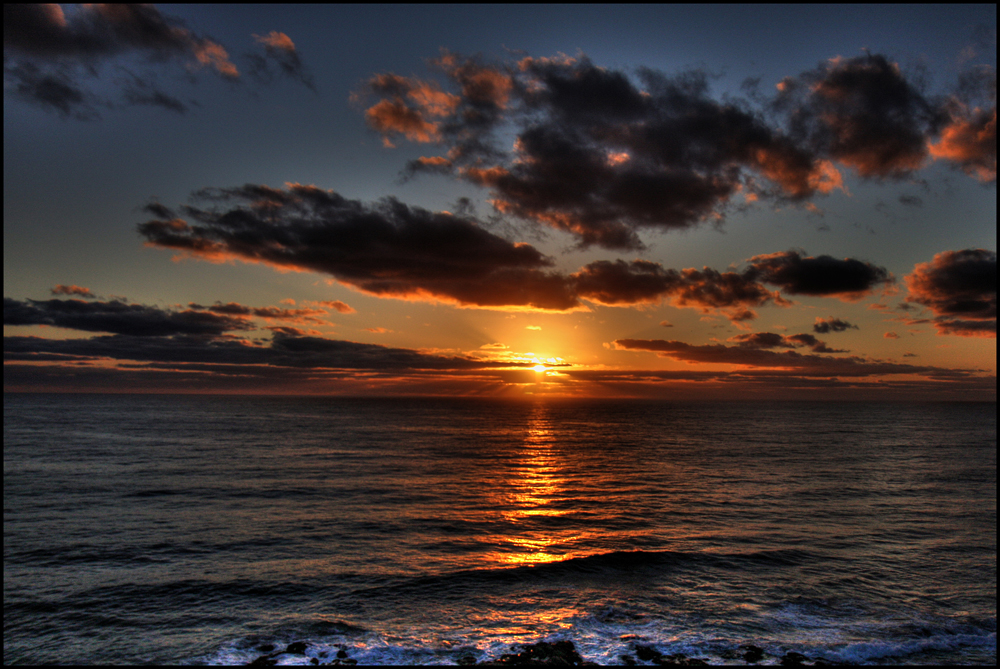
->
(357, 51), (995, 249)
(138, 184), (894, 320)
(613, 337), (976, 378)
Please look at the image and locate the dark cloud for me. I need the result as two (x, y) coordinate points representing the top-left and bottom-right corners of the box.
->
(359, 51), (994, 250)
(728, 331), (846, 353)
(905, 248), (997, 337)
(4, 4), (313, 117)
(4, 297), (250, 337)
(359, 53), (848, 250)
(3, 331), (526, 372)
(570, 259), (784, 321)
(3, 59), (95, 117)
(933, 318), (997, 337)
(247, 31), (315, 91)
(929, 66), (996, 182)
(613, 338), (975, 378)
(898, 194), (923, 207)
(813, 317), (859, 333)
(120, 72), (188, 113)
(3, 4), (238, 116)
(187, 301), (330, 324)
(743, 250), (893, 301)
(138, 183), (580, 311)
(3, 4), (233, 65)
(141, 202), (176, 219)
(774, 54), (945, 178)
(139, 184), (901, 321)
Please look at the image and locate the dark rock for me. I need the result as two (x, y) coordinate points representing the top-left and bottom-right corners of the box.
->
(286, 642), (309, 655)
(781, 651), (809, 666)
(620, 655), (636, 666)
(497, 640), (584, 666)
(458, 655), (478, 666)
(248, 656), (278, 667)
(341, 660), (357, 666)
(310, 659), (319, 666)
(742, 645), (765, 663)
(336, 650), (348, 659)
(634, 644), (663, 663)
(257, 644), (276, 653)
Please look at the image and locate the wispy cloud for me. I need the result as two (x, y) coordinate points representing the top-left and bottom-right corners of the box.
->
(3, 4), (313, 118)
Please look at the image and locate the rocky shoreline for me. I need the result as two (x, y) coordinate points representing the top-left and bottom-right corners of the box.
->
(246, 639), (846, 666)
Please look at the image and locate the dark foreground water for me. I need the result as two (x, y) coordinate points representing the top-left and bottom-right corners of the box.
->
(4, 394), (996, 665)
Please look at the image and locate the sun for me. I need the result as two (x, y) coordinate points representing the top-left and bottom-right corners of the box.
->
(533, 364), (547, 373)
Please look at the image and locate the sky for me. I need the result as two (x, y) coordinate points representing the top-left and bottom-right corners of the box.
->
(3, 4), (996, 400)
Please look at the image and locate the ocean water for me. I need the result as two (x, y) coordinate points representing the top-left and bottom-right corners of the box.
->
(3, 394), (996, 666)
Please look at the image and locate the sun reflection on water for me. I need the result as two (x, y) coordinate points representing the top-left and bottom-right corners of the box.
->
(485, 403), (589, 566)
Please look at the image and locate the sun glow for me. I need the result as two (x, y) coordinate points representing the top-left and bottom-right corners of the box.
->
(533, 364), (547, 372)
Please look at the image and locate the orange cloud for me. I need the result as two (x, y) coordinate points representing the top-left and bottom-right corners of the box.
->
(416, 156), (451, 167)
(192, 40), (238, 78)
(316, 300), (355, 314)
(51, 284), (95, 298)
(253, 31), (295, 53)
(364, 99), (439, 143)
(929, 107), (997, 182)
(460, 165), (509, 186)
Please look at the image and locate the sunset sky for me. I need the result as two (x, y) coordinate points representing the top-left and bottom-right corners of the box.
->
(4, 4), (996, 399)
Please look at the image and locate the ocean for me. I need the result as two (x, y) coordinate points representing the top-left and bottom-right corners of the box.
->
(3, 394), (996, 665)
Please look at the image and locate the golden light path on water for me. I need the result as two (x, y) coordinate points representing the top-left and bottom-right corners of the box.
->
(475, 403), (600, 636)
(488, 403), (585, 567)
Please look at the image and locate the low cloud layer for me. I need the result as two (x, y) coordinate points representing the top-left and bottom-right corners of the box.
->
(3, 331), (517, 371)
(613, 337), (975, 378)
(4, 297), (251, 337)
(137, 183), (580, 311)
(905, 248), (997, 337)
(187, 301), (331, 325)
(138, 184), (892, 320)
(813, 317), (859, 333)
(358, 51), (995, 249)
(728, 331), (846, 353)
(571, 259), (786, 322)
(743, 250), (894, 301)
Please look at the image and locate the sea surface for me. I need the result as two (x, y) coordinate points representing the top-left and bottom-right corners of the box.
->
(4, 394), (996, 665)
